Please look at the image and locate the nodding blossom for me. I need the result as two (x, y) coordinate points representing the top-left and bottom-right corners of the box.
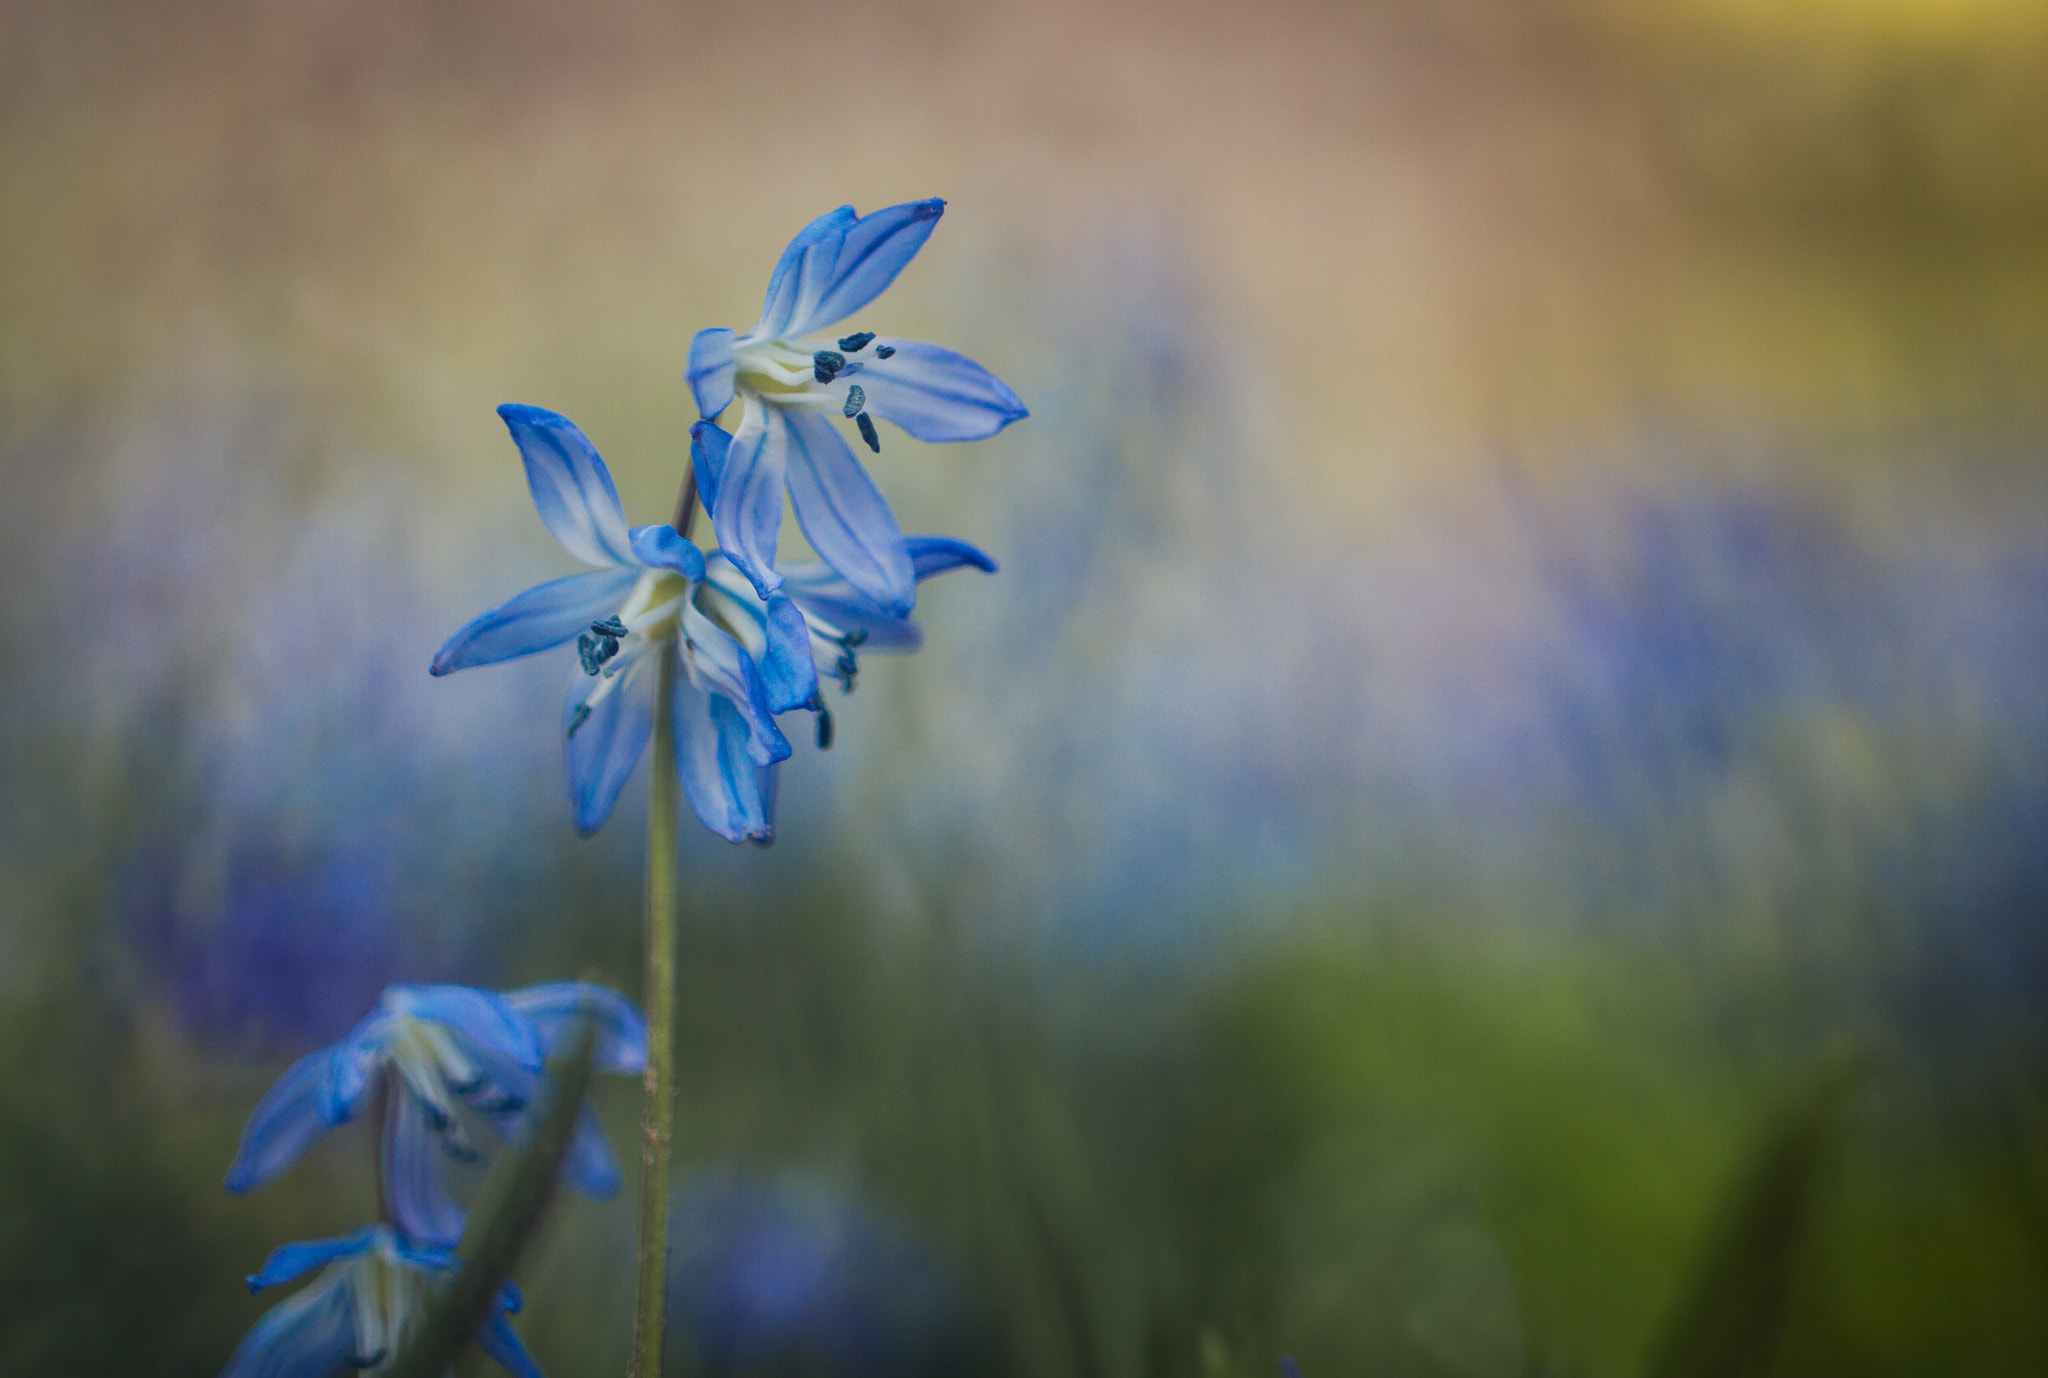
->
(221, 1225), (540, 1378)
(685, 199), (1025, 619)
(430, 405), (792, 844)
(224, 983), (645, 1248)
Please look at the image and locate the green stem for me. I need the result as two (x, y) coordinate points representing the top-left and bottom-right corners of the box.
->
(629, 468), (697, 1378)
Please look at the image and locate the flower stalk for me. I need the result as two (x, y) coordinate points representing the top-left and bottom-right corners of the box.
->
(630, 469), (696, 1378)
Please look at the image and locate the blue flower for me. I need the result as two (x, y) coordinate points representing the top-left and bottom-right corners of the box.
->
(222, 1224), (541, 1378)
(692, 520), (998, 735)
(431, 405), (793, 843)
(224, 982), (646, 1248)
(685, 200), (1026, 618)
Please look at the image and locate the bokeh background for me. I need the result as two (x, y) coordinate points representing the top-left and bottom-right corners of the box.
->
(3, 0), (2046, 1374)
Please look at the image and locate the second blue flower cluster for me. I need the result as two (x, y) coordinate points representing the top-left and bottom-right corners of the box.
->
(432, 199), (1025, 845)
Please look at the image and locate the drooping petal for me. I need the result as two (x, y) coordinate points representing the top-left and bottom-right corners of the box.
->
(671, 678), (778, 845)
(477, 1314), (548, 1378)
(690, 419), (732, 514)
(503, 983), (647, 1075)
(391, 986), (543, 1070)
(245, 1228), (381, 1293)
(774, 199), (947, 340)
(321, 1012), (391, 1124)
(558, 1105), (622, 1199)
(225, 1047), (350, 1193)
(429, 568), (641, 676)
(751, 205), (859, 341)
(686, 327), (736, 421)
(854, 339), (1028, 442)
(758, 593), (820, 714)
(382, 1088), (467, 1249)
(775, 563), (923, 653)
(711, 401), (789, 602)
(628, 524), (707, 581)
(222, 1265), (359, 1378)
(563, 652), (657, 837)
(680, 602), (791, 768)
(780, 408), (913, 617)
(498, 404), (635, 568)
(907, 534), (999, 579)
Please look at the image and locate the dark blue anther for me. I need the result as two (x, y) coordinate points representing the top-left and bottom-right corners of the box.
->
(837, 330), (876, 352)
(875, 345), (895, 359)
(590, 616), (628, 638)
(577, 633), (604, 676)
(835, 651), (858, 691)
(856, 412), (880, 453)
(442, 1139), (482, 1163)
(843, 385), (866, 418)
(843, 628), (869, 648)
(422, 1103), (450, 1132)
(815, 703), (835, 750)
(566, 703), (592, 738)
(812, 350), (845, 384)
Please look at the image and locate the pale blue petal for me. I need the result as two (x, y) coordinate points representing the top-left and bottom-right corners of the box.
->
(759, 594), (819, 714)
(782, 198), (946, 339)
(222, 1267), (358, 1378)
(503, 983), (647, 1075)
(710, 403), (788, 603)
(245, 1228), (380, 1292)
(780, 408), (913, 617)
(430, 568), (641, 676)
(855, 339), (1028, 442)
(498, 404), (635, 568)
(627, 525), (706, 581)
(752, 205), (858, 340)
(907, 534), (999, 579)
(776, 564), (923, 653)
(690, 419), (732, 515)
(559, 1106), (622, 1199)
(478, 1314), (548, 1378)
(564, 653), (656, 837)
(686, 327), (736, 421)
(392, 985), (542, 1070)
(225, 1047), (350, 1193)
(680, 602), (791, 767)
(383, 1088), (466, 1248)
(672, 679), (777, 845)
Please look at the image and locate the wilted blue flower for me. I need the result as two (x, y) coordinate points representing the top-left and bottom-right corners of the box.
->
(685, 200), (1026, 618)
(692, 520), (998, 740)
(224, 982), (645, 1248)
(431, 405), (792, 843)
(222, 1224), (539, 1378)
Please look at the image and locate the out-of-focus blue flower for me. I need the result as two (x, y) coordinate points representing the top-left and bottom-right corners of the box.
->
(693, 524), (997, 738)
(224, 982), (645, 1248)
(685, 201), (1026, 617)
(431, 405), (792, 844)
(222, 1224), (540, 1378)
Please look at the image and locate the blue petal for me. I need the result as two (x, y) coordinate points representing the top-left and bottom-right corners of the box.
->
(628, 524), (707, 581)
(686, 327), (736, 421)
(225, 1047), (351, 1194)
(680, 602), (792, 768)
(222, 1267), (359, 1378)
(503, 983), (647, 1075)
(672, 679), (778, 844)
(477, 1314), (548, 1378)
(710, 403), (789, 603)
(245, 1228), (381, 1293)
(321, 1011), (392, 1123)
(772, 199), (947, 340)
(854, 339), (1028, 442)
(758, 594), (819, 714)
(779, 408), (914, 617)
(430, 568), (641, 676)
(690, 419), (732, 515)
(390, 985), (543, 1070)
(907, 534), (999, 579)
(563, 652), (657, 837)
(776, 563), (922, 653)
(559, 1106), (622, 1199)
(752, 205), (858, 341)
(383, 1088), (466, 1248)
(498, 404), (636, 568)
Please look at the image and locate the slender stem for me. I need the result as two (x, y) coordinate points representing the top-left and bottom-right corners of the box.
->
(629, 463), (697, 1378)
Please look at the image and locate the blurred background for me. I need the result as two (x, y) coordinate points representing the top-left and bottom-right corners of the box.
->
(2, 0), (2046, 1373)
